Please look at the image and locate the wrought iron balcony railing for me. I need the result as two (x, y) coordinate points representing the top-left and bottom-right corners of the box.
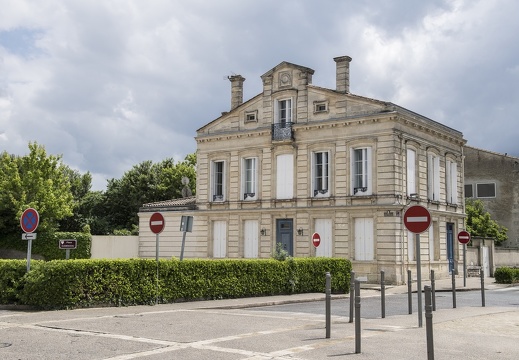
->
(272, 122), (294, 141)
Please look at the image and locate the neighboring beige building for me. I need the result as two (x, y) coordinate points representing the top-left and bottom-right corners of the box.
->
(139, 56), (467, 284)
(464, 146), (519, 248)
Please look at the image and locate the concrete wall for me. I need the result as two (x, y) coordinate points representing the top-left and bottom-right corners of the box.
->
(495, 248), (519, 267)
(91, 236), (139, 259)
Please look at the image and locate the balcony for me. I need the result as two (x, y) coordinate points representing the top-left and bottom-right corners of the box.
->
(272, 122), (294, 141)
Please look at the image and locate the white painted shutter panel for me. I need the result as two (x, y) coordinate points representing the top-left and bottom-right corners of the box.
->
(408, 230), (415, 261)
(213, 221), (227, 258)
(428, 226), (434, 261)
(355, 218), (374, 260)
(407, 149), (416, 195)
(244, 220), (259, 258)
(315, 219), (332, 257)
(276, 154), (293, 199)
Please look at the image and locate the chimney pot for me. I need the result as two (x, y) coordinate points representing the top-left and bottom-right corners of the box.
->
(228, 75), (245, 110)
(333, 56), (352, 93)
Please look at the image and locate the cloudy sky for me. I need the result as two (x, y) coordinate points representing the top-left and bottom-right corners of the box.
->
(1, 0), (518, 190)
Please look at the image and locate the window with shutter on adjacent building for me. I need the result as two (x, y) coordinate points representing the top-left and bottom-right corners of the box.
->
(313, 151), (329, 197)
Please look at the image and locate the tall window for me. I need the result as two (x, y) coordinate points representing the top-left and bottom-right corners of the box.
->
(313, 151), (329, 197)
(351, 147), (372, 195)
(406, 149), (416, 196)
(243, 220), (259, 258)
(213, 220), (227, 258)
(446, 160), (458, 204)
(242, 157), (257, 200)
(212, 160), (225, 202)
(276, 99), (292, 124)
(427, 154), (440, 202)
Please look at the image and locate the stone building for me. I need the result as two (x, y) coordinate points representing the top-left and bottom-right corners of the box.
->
(139, 56), (467, 284)
(464, 146), (519, 248)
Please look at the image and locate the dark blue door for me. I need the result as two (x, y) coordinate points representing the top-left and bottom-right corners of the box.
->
(447, 222), (454, 273)
(276, 219), (293, 256)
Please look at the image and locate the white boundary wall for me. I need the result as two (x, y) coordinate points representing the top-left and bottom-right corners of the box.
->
(91, 236), (139, 259)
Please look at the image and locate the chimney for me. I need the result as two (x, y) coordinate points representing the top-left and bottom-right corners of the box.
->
(228, 75), (245, 110)
(333, 56), (352, 93)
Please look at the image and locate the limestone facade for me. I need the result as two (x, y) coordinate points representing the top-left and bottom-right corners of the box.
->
(139, 56), (467, 284)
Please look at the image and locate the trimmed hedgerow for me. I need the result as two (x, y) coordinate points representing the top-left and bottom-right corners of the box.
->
(4, 257), (351, 310)
(494, 267), (519, 284)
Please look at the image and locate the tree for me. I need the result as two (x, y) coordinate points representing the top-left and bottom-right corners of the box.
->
(0, 142), (74, 235)
(103, 153), (196, 232)
(465, 198), (508, 246)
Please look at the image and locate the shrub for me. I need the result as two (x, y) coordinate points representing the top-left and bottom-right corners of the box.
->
(494, 267), (519, 284)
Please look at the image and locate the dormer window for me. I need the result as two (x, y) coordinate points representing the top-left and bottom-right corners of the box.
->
(314, 101), (328, 113)
(245, 110), (257, 123)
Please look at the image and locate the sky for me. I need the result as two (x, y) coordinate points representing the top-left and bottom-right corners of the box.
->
(1, 0), (518, 191)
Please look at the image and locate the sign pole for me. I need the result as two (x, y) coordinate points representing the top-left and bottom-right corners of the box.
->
(156, 233), (159, 305)
(416, 234), (423, 328)
(463, 244), (467, 287)
(26, 239), (32, 272)
(149, 212), (165, 306)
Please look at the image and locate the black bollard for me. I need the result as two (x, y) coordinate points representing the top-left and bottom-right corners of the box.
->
(349, 271), (355, 323)
(430, 269), (436, 311)
(425, 286), (435, 360)
(480, 269), (486, 307)
(407, 270), (413, 314)
(355, 280), (361, 354)
(451, 270), (456, 309)
(381, 270), (386, 319)
(325, 272), (331, 338)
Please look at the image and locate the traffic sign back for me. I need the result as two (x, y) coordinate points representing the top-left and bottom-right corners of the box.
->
(20, 208), (39, 233)
(403, 205), (431, 234)
(149, 212), (165, 234)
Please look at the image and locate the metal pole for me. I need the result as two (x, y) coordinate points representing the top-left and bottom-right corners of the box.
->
(26, 239), (32, 272)
(381, 270), (385, 319)
(451, 270), (456, 309)
(416, 234), (423, 328)
(407, 269), (412, 314)
(325, 272), (331, 338)
(66, 249), (70, 260)
(349, 271), (355, 323)
(480, 269), (486, 307)
(463, 244), (467, 287)
(425, 285), (435, 360)
(431, 269), (436, 311)
(180, 231), (187, 260)
(355, 280), (361, 354)
(156, 233), (159, 305)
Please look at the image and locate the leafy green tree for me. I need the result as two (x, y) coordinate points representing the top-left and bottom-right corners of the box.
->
(103, 153), (196, 232)
(0, 142), (74, 235)
(465, 198), (508, 245)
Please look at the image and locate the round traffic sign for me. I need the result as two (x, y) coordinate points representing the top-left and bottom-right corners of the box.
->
(312, 232), (321, 248)
(403, 205), (431, 234)
(149, 212), (165, 234)
(20, 208), (39, 233)
(458, 230), (471, 244)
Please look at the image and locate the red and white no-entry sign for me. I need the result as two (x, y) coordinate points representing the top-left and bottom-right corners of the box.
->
(458, 230), (471, 244)
(403, 205), (431, 234)
(312, 232), (321, 248)
(149, 212), (165, 234)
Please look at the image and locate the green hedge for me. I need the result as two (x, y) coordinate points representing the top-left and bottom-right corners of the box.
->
(494, 267), (519, 284)
(0, 231), (91, 260)
(1, 257), (351, 310)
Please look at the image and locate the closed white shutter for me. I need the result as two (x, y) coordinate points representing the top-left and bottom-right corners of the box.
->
(213, 221), (227, 258)
(446, 161), (458, 204)
(315, 219), (332, 257)
(243, 220), (259, 258)
(428, 155), (440, 201)
(428, 226), (434, 261)
(407, 149), (416, 195)
(276, 154), (293, 199)
(408, 230), (415, 261)
(354, 218), (374, 260)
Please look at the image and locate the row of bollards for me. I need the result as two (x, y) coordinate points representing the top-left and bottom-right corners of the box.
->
(326, 269), (487, 356)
